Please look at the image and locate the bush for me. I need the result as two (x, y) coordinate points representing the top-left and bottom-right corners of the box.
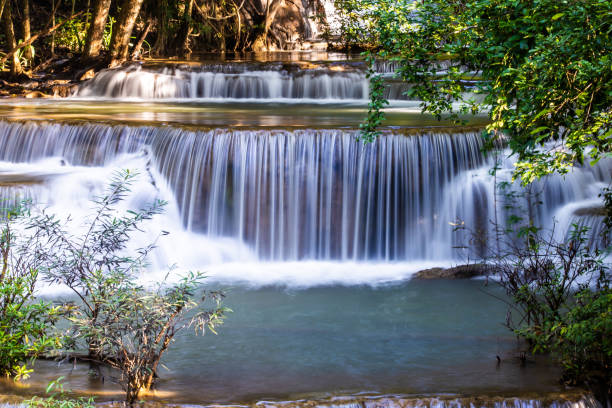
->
(482, 198), (611, 404)
(516, 283), (611, 405)
(71, 271), (227, 404)
(25, 170), (228, 404)
(0, 204), (64, 380)
(492, 225), (608, 332)
(27, 170), (165, 360)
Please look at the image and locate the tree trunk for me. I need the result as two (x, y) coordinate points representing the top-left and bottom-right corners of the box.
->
(152, 0), (168, 56)
(0, 10), (85, 67)
(82, 0), (111, 61)
(232, 0), (242, 51)
(0, 0), (6, 22)
(216, 3), (226, 53)
(178, 0), (194, 57)
(21, 0), (32, 63)
(252, 0), (284, 51)
(130, 21), (151, 60)
(2, 1), (23, 76)
(108, 0), (145, 67)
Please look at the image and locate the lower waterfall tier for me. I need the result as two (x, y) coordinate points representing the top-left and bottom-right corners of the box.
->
(0, 121), (608, 265)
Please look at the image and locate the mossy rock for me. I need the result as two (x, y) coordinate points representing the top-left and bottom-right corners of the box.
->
(573, 206), (606, 217)
(414, 263), (489, 280)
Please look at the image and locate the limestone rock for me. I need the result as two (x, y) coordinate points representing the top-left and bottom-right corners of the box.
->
(24, 91), (49, 98)
(573, 206), (606, 217)
(414, 263), (489, 280)
(79, 69), (96, 81)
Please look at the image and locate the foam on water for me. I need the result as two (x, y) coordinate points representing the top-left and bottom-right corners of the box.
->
(0, 121), (608, 292)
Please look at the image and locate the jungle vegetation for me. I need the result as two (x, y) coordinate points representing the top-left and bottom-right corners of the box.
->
(0, 0), (329, 78)
(334, 0), (611, 182)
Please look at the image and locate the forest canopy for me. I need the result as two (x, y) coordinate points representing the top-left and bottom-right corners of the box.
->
(335, 0), (612, 182)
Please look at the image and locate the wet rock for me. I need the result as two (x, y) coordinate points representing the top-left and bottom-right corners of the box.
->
(24, 91), (49, 98)
(50, 84), (78, 97)
(573, 206), (606, 217)
(414, 263), (489, 279)
(79, 69), (96, 81)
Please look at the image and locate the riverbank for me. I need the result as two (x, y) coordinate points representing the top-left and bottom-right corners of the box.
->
(0, 389), (600, 408)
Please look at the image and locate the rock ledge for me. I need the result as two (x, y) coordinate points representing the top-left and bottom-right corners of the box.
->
(414, 263), (489, 280)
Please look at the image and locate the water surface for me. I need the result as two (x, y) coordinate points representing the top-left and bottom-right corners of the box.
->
(10, 281), (562, 404)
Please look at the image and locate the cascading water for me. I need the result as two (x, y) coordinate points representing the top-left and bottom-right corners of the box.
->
(212, 395), (603, 408)
(0, 394), (603, 408)
(72, 62), (417, 101)
(74, 63), (371, 100)
(0, 120), (608, 270)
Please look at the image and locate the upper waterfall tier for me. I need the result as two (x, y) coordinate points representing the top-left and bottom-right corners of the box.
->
(72, 62), (411, 101)
(0, 120), (608, 263)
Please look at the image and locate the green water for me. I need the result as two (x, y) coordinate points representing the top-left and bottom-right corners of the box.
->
(0, 100), (487, 129)
(9, 281), (561, 404)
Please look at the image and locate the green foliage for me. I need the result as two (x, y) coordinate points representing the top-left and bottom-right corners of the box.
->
(26, 377), (95, 408)
(336, 0), (612, 182)
(484, 213), (611, 402)
(358, 54), (389, 142)
(552, 288), (611, 393)
(70, 271), (227, 403)
(518, 284), (611, 402)
(103, 16), (116, 50)
(54, 14), (90, 53)
(53, 11), (115, 53)
(494, 224), (608, 331)
(15, 43), (35, 68)
(0, 204), (64, 380)
(25, 170), (228, 403)
(28, 170), (166, 359)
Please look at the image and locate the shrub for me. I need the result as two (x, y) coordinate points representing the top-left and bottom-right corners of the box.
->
(492, 225), (608, 332)
(25, 170), (228, 404)
(71, 271), (227, 404)
(481, 193), (611, 404)
(0, 204), (64, 380)
(27, 170), (165, 360)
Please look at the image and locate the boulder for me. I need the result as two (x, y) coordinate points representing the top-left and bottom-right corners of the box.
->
(413, 263), (489, 280)
(573, 206), (606, 217)
(79, 68), (96, 81)
(24, 91), (50, 98)
(50, 84), (78, 97)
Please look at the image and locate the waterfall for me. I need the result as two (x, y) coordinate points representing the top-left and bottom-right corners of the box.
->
(74, 63), (371, 100)
(72, 62), (419, 101)
(253, 395), (602, 408)
(0, 394), (602, 408)
(0, 120), (608, 266)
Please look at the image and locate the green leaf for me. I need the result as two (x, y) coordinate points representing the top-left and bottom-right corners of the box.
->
(551, 13), (565, 21)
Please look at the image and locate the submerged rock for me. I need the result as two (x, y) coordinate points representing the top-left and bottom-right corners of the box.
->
(414, 263), (489, 280)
